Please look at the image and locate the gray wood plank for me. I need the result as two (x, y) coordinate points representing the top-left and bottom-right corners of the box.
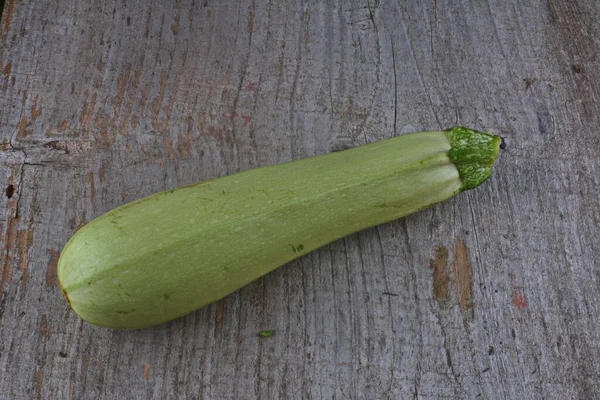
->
(1, 0), (599, 399)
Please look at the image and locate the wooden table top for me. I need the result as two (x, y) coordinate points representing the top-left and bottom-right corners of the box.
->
(1, 1), (599, 399)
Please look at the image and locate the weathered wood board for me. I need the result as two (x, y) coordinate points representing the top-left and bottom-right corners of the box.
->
(1, 1), (599, 398)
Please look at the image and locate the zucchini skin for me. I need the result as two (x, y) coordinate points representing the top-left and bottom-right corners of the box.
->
(58, 127), (501, 329)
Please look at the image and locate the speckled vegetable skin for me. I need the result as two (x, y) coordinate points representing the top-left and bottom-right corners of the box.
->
(58, 127), (501, 329)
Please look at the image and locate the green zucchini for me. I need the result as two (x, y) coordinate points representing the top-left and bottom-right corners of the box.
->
(58, 127), (502, 329)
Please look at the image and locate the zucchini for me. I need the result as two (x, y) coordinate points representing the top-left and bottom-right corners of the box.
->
(58, 127), (502, 329)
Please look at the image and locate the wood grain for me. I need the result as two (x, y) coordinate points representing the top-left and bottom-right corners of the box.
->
(1, 0), (600, 399)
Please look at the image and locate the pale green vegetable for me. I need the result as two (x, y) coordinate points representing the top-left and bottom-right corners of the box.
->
(58, 127), (502, 329)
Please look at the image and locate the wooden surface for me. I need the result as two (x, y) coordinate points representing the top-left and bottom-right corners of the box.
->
(1, 1), (599, 399)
